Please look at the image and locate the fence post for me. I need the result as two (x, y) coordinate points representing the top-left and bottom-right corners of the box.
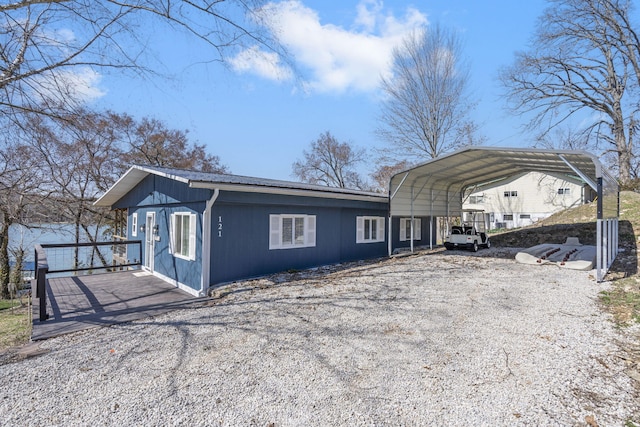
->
(34, 245), (49, 321)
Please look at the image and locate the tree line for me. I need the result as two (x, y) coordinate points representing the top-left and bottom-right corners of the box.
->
(292, 0), (640, 193)
(0, 110), (228, 298)
(2, 0), (640, 298)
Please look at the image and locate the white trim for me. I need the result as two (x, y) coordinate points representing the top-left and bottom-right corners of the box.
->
(400, 218), (421, 241)
(269, 214), (317, 249)
(201, 189), (219, 295)
(144, 212), (156, 272)
(131, 212), (138, 237)
(151, 269), (203, 297)
(191, 182), (386, 203)
(356, 216), (385, 244)
(171, 212), (197, 261)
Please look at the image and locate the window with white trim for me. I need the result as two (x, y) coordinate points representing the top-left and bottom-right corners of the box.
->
(504, 191), (518, 198)
(399, 218), (421, 241)
(558, 188), (571, 195)
(503, 214), (514, 221)
(520, 214), (531, 219)
(170, 212), (196, 260)
(356, 216), (385, 244)
(469, 195), (484, 204)
(269, 214), (316, 249)
(131, 213), (138, 237)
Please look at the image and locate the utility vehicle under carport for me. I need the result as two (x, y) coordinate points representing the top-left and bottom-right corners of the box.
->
(444, 210), (490, 251)
(387, 147), (619, 282)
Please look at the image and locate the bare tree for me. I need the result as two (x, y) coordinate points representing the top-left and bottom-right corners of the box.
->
(0, 1), (285, 120)
(377, 25), (481, 162)
(292, 131), (369, 190)
(17, 109), (229, 274)
(500, 0), (639, 186)
(112, 113), (229, 175)
(371, 160), (413, 193)
(0, 134), (49, 298)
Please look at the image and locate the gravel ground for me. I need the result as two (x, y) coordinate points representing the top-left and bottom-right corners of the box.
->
(1, 248), (639, 426)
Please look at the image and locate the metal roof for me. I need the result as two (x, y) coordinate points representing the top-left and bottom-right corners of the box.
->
(389, 147), (618, 218)
(94, 165), (387, 208)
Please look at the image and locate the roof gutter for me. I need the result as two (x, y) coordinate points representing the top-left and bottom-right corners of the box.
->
(189, 182), (386, 203)
(200, 188), (219, 296)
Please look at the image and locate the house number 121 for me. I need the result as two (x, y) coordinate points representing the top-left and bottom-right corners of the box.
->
(218, 216), (223, 237)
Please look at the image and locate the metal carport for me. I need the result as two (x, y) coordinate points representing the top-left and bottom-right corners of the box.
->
(388, 147), (619, 281)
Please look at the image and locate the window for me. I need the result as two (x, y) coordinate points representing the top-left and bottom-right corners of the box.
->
(131, 213), (138, 237)
(469, 195), (484, 204)
(170, 212), (196, 260)
(503, 214), (514, 221)
(356, 216), (385, 243)
(504, 191), (518, 198)
(558, 188), (571, 195)
(520, 214), (531, 219)
(269, 214), (316, 249)
(399, 218), (421, 241)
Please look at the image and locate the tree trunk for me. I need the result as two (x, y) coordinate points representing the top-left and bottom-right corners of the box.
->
(616, 122), (632, 186)
(81, 223), (109, 269)
(0, 221), (11, 299)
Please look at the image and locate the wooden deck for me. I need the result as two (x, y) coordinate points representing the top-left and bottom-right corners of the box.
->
(32, 270), (197, 341)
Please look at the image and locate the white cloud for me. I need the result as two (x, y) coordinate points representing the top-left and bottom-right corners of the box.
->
(32, 67), (106, 105)
(230, 45), (293, 82)
(232, 0), (428, 94)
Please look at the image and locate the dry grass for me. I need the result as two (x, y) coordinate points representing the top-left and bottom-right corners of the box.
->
(0, 301), (31, 350)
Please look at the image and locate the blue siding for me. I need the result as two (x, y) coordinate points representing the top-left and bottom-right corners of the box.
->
(391, 216), (437, 250)
(120, 175), (210, 293)
(113, 174), (212, 209)
(209, 191), (388, 285)
(116, 175), (389, 292)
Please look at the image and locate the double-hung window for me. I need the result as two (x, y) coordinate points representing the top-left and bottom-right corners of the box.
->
(170, 212), (196, 260)
(558, 188), (571, 195)
(356, 216), (385, 244)
(269, 214), (316, 249)
(399, 218), (421, 241)
(504, 191), (518, 198)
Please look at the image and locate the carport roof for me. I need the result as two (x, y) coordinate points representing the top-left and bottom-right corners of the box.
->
(389, 147), (618, 218)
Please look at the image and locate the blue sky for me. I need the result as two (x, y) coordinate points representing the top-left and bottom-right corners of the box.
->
(93, 0), (549, 182)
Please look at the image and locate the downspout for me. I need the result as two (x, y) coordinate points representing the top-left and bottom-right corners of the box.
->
(200, 188), (219, 296)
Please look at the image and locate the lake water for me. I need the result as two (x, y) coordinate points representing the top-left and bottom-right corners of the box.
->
(8, 223), (112, 273)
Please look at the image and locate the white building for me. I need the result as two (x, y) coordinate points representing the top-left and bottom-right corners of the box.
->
(463, 171), (596, 229)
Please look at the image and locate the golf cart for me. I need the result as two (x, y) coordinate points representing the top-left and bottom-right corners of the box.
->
(444, 210), (491, 252)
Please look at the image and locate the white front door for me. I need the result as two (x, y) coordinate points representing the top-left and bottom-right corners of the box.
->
(144, 212), (156, 272)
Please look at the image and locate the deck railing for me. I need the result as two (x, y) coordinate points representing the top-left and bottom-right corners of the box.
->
(33, 240), (142, 321)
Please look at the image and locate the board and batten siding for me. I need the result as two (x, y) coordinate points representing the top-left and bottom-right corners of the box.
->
(115, 174), (210, 294)
(390, 216), (437, 251)
(208, 191), (388, 285)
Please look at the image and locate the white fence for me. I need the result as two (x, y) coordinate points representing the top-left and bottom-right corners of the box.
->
(596, 218), (618, 282)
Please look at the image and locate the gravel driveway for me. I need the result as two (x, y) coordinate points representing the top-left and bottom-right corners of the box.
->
(2, 248), (639, 426)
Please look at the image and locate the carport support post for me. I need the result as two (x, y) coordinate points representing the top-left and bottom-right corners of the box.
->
(430, 189), (434, 249)
(410, 185), (414, 253)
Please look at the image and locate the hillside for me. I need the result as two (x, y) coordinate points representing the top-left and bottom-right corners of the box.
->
(490, 191), (638, 251)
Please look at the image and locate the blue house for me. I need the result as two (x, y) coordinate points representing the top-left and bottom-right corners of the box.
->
(95, 165), (391, 296)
